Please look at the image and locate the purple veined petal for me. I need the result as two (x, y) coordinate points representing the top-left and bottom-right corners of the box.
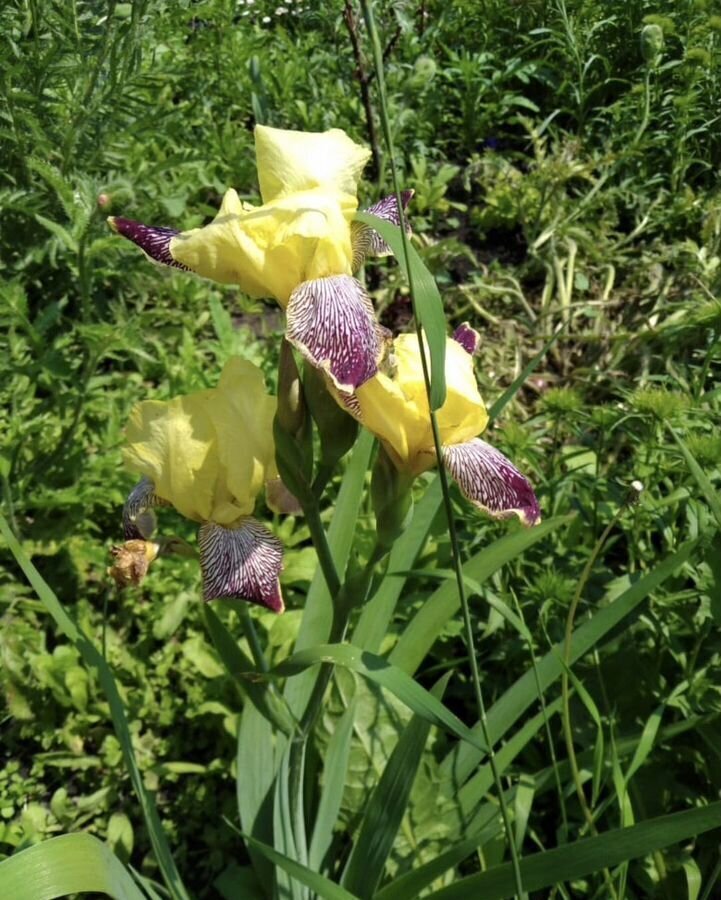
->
(286, 275), (387, 393)
(443, 438), (541, 526)
(452, 322), (481, 356)
(198, 518), (284, 613)
(351, 189), (414, 270)
(108, 216), (190, 271)
(122, 477), (170, 540)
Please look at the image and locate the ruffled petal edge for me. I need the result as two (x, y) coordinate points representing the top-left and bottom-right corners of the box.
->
(443, 438), (541, 526)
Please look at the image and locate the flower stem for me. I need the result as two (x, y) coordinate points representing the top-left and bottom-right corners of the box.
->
(359, 2), (524, 894)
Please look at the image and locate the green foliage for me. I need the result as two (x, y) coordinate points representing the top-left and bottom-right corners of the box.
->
(2, 0), (721, 897)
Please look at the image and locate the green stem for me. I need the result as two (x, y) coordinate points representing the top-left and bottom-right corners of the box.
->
(359, 2), (524, 894)
(238, 605), (269, 672)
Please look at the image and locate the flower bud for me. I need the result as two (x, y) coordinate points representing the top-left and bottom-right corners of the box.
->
(303, 362), (359, 468)
(274, 340), (313, 504)
(371, 446), (414, 550)
(641, 24), (664, 65)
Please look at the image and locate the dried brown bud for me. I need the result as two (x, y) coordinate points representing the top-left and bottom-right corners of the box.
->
(107, 540), (160, 589)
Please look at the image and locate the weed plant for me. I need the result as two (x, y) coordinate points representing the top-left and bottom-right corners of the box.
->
(1, 1), (720, 898)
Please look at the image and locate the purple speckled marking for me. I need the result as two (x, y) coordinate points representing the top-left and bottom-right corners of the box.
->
(352, 189), (414, 269)
(452, 322), (480, 356)
(199, 518), (284, 612)
(286, 275), (385, 392)
(443, 438), (541, 526)
(110, 217), (189, 271)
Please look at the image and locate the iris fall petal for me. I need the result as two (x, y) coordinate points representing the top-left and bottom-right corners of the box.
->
(286, 274), (388, 392)
(199, 518), (284, 612)
(443, 438), (541, 526)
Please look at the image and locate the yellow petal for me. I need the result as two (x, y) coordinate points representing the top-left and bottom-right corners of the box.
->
(124, 358), (277, 525)
(170, 190), (354, 305)
(254, 125), (371, 204)
(355, 333), (489, 474)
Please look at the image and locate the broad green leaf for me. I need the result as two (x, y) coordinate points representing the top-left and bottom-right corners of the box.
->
(273, 644), (485, 752)
(243, 834), (361, 900)
(284, 430), (374, 716)
(309, 698), (358, 870)
(0, 832), (146, 900)
(391, 517), (569, 674)
(237, 702), (279, 891)
(353, 476), (443, 652)
(355, 211), (446, 410)
(0, 515), (190, 900)
(441, 538), (699, 792)
(273, 742), (309, 900)
(425, 802), (721, 899)
(342, 674), (451, 898)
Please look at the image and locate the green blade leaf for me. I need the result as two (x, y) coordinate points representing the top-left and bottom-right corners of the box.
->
(202, 604), (295, 734)
(670, 427), (721, 530)
(273, 644), (485, 752)
(489, 323), (566, 422)
(309, 697), (358, 870)
(391, 517), (570, 675)
(353, 475), (443, 652)
(355, 210), (446, 409)
(0, 832), (147, 900)
(441, 537), (699, 789)
(0, 515), (191, 900)
(237, 702), (278, 890)
(343, 674), (451, 898)
(425, 802), (721, 900)
(284, 430), (374, 716)
(243, 834), (361, 900)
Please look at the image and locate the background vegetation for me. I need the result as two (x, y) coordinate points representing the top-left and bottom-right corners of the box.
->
(1, 0), (720, 897)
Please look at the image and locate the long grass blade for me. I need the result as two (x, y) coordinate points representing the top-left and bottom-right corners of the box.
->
(441, 538), (699, 788)
(342, 674), (451, 898)
(273, 644), (486, 752)
(0, 514), (191, 900)
(425, 802), (721, 900)
(355, 211), (446, 409)
(243, 835), (361, 900)
(390, 517), (569, 675)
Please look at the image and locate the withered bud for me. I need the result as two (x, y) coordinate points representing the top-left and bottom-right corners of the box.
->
(107, 540), (160, 589)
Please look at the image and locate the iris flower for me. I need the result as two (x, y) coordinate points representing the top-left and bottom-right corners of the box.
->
(120, 358), (285, 612)
(108, 125), (411, 394)
(350, 324), (541, 526)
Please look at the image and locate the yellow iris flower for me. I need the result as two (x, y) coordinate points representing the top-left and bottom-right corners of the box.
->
(120, 358), (285, 611)
(352, 326), (541, 527)
(109, 126), (412, 394)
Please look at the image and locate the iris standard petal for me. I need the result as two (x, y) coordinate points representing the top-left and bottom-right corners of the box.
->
(286, 274), (388, 392)
(169, 190), (355, 305)
(351, 190), (414, 270)
(443, 438), (541, 526)
(255, 125), (371, 204)
(124, 358), (277, 524)
(122, 477), (169, 540)
(198, 518), (284, 612)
